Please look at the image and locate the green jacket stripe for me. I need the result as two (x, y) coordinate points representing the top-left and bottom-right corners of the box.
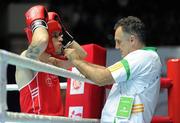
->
(121, 59), (130, 80)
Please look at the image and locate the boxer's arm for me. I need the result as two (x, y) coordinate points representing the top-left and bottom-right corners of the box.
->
(26, 27), (49, 60)
(15, 51), (35, 89)
(16, 30), (48, 89)
(25, 5), (49, 60)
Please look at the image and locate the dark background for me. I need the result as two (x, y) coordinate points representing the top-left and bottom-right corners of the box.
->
(0, 0), (179, 112)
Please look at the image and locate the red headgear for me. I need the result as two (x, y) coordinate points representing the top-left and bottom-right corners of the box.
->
(24, 11), (62, 56)
(46, 12), (62, 55)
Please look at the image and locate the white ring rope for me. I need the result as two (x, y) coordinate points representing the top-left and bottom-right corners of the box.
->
(5, 111), (100, 123)
(0, 49), (96, 85)
(6, 83), (67, 91)
(6, 84), (18, 91)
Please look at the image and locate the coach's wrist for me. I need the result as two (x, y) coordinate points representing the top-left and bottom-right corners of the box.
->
(71, 59), (83, 67)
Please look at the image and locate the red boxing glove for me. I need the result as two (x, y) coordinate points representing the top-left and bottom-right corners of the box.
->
(25, 5), (48, 32)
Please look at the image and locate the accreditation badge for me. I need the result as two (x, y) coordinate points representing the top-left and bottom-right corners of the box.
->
(115, 96), (134, 120)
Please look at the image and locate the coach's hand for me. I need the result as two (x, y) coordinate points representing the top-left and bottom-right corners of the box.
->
(64, 48), (82, 61)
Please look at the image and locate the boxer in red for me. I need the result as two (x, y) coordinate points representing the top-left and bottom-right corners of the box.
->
(15, 5), (86, 116)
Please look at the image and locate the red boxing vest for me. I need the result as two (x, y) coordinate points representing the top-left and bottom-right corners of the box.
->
(19, 72), (64, 116)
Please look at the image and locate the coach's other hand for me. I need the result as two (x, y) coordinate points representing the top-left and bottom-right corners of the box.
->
(64, 48), (82, 61)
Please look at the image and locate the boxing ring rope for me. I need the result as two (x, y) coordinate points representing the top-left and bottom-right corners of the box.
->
(5, 78), (172, 91)
(0, 49), (99, 123)
(5, 112), (99, 123)
(0, 49), (96, 85)
(6, 83), (67, 91)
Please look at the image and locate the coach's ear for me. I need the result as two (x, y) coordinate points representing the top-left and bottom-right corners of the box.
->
(129, 34), (139, 48)
(129, 35), (135, 43)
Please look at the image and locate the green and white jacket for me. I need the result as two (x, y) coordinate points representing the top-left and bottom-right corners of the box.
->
(101, 47), (162, 123)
